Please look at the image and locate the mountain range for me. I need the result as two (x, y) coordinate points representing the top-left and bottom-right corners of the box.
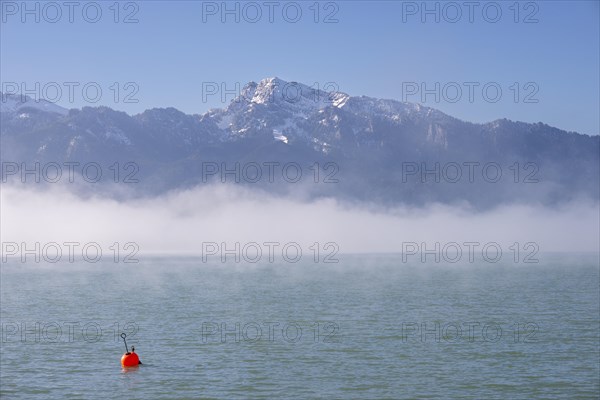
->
(1, 77), (598, 208)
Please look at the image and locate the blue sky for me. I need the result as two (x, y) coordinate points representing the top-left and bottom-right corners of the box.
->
(1, 0), (599, 135)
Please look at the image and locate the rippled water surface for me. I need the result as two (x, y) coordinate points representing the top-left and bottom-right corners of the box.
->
(1, 254), (599, 399)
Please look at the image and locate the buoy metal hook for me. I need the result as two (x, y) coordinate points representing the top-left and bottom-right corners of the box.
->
(121, 333), (129, 354)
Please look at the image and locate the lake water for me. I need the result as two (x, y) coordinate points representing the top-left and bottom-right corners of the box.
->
(1, 254), (599, 399)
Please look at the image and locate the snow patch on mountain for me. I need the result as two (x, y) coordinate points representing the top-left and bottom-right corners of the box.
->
(273, 129), (288, 144)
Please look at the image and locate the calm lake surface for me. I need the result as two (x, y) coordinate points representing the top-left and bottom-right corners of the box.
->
(1, 254), (599, 399)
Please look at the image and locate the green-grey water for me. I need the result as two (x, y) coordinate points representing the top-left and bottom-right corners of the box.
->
(1, 254), (599, 399)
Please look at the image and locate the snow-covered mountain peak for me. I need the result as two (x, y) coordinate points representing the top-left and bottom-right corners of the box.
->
(0, 92), (69, 116)
(235, 77), (348, 111)
(232, 78), (432, 120)
(251, 77), (309, 104)
(211, 77), (451, 146)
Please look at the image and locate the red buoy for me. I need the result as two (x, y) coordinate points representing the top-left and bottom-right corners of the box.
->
(121, 352), (140, 367)
(119, 333), (142, 367)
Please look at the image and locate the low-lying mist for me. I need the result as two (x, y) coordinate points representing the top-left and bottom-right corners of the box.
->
(1, 184), (598, 256)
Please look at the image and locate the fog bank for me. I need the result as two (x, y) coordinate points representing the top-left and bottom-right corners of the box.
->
(1, 185), (598, 256)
